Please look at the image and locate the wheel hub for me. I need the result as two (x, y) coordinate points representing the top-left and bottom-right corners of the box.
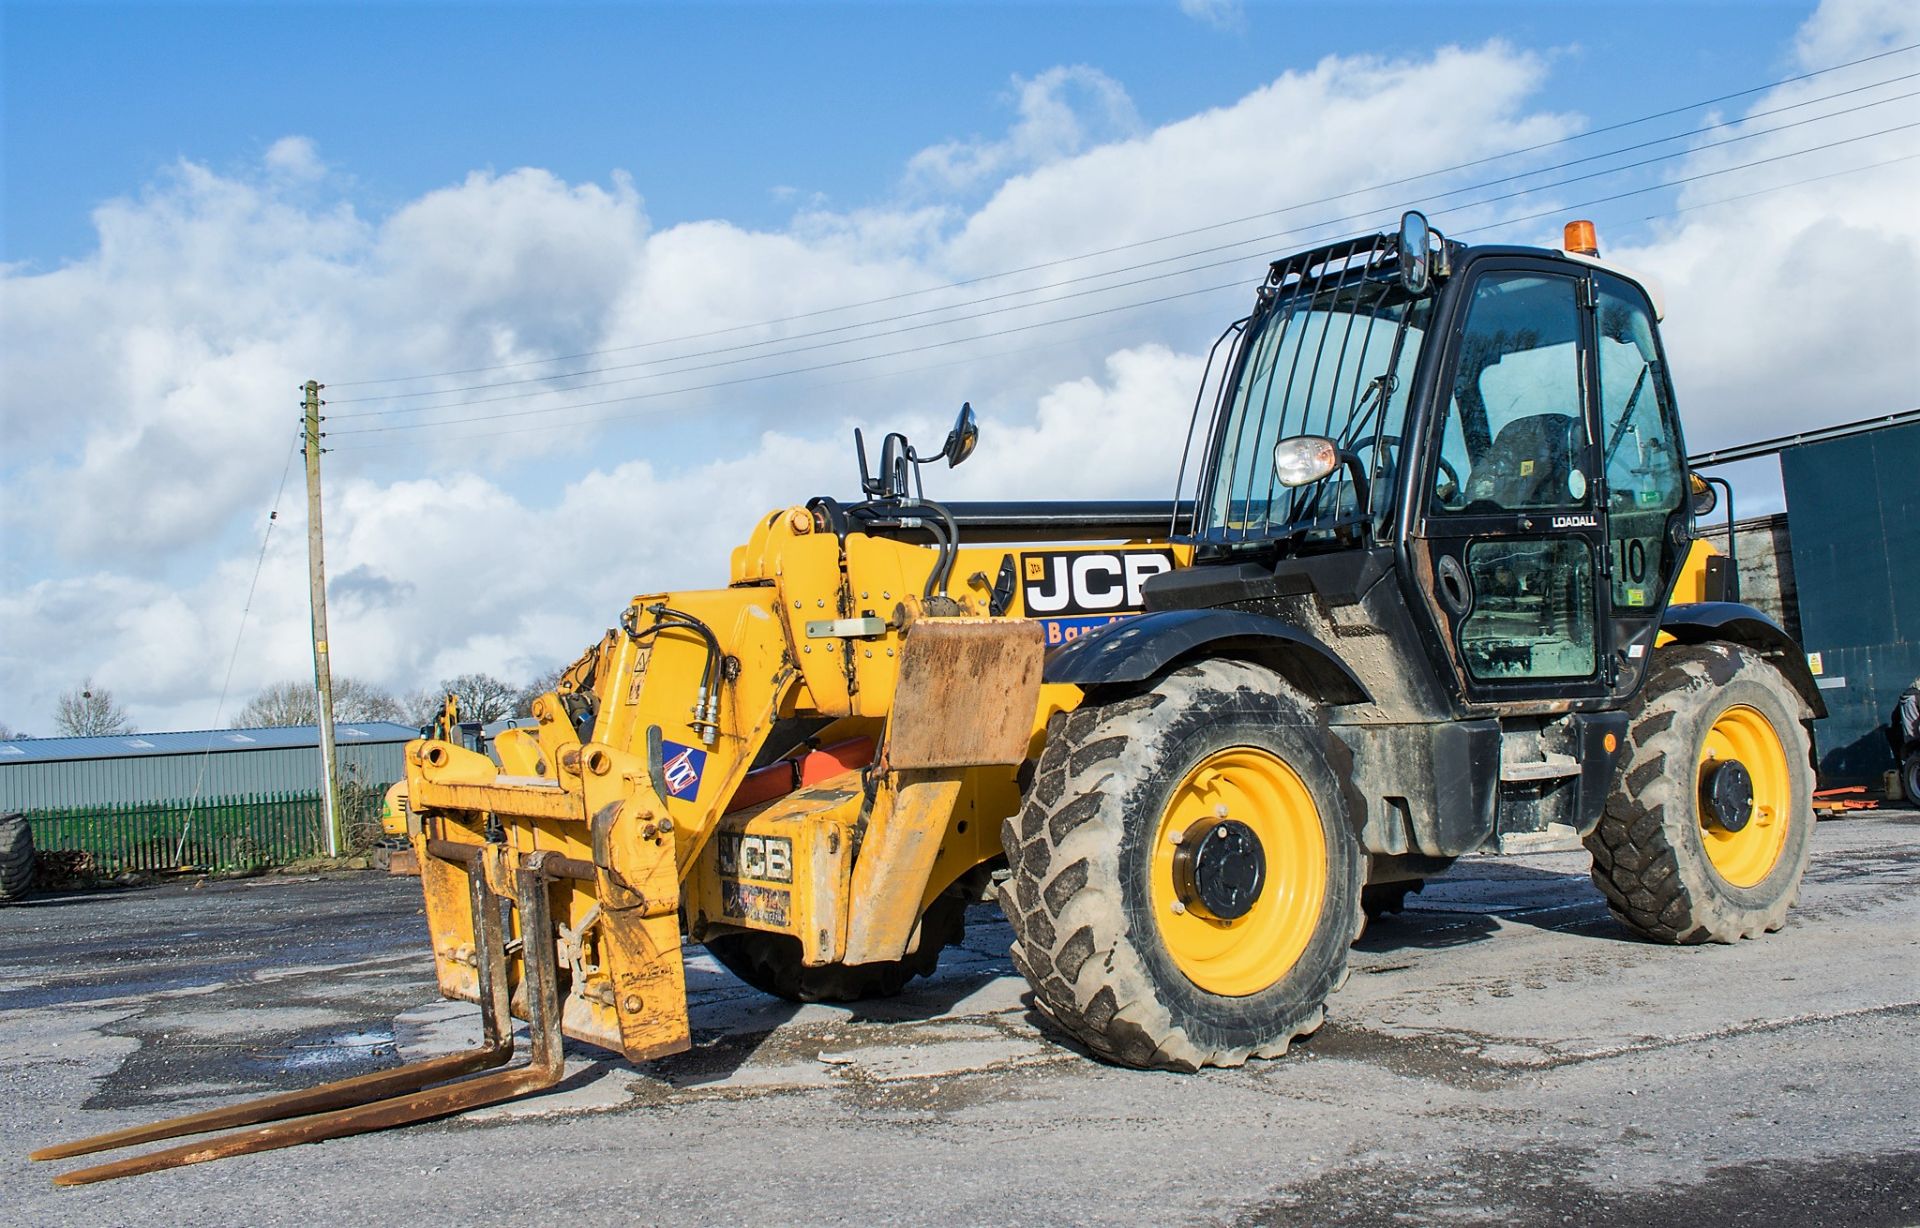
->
(1173, 818), (1266, 920)
(1701, 760), (1755, 833)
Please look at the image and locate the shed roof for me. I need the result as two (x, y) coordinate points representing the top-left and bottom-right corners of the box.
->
(0, 722), (420, 765)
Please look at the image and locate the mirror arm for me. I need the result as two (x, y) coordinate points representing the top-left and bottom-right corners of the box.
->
(1339, 451), (1370, 515)
(1703, 473), (1737, 602)
(854, 428), (879, 496)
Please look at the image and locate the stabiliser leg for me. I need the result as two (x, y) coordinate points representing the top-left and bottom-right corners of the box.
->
(35, 853), (571, 1186)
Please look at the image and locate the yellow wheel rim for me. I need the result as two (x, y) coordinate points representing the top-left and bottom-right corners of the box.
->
(1149, 746), (1326, 997)
(1697, 704), (1792, 889)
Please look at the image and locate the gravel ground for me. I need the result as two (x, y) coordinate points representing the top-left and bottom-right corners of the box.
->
(2, 810), (1915, 1227)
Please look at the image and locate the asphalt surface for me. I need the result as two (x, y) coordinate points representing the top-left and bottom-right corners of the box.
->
(2, 811), (1916, 1227)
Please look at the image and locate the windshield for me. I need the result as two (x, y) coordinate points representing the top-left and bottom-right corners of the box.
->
(1202, 277), (1431, 542)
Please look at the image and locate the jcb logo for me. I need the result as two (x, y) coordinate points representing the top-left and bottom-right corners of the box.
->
(1020, 549), (1174, 617)
(716, 834), (793, 884)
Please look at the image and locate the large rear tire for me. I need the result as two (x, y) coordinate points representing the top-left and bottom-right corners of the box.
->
(1901, 752), (1920, 808)
(0, 813), (35, 904)
(1000, 659), (1363, 1070)
(1586, 643), (1815, 943)
(704, 891), (967, 1003)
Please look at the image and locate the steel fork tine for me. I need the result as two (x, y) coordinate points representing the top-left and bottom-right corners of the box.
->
(34, 859), (524, 1167)
(28, 1044), (513, 1164)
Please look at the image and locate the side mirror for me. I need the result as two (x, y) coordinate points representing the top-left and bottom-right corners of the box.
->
(1273, 435), (1342, 487)
(1688, 471), (1719, 518)
(1398, 210), (1432, 296)
(940, 402), (979, 468)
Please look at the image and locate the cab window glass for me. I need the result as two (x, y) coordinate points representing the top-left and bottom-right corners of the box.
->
(1430, 273), (1592, 514)
(1595, 277), (1684, 609)
(1460, 539), (1598, 681)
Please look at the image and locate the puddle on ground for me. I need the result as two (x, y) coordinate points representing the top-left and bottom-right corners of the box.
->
(281, 1029), (397, 1069)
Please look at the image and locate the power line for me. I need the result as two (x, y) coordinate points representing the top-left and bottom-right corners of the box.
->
(173, 437), (301, 866)
(328, 69), (1920, 410)
(324, 40), (1920, 392)
(334, 279), (1242, 436)
(331, 140), (1920, 454)
(330, 92), (1920, 422)
(334, 140), (1920, 456)
(329, 116), (1920, 436)
(328, 300), (1236, 452)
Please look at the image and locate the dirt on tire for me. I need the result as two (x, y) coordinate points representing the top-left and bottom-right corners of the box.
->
(999, 658), (1364, 1071)
(1585, 642), (1815, 943)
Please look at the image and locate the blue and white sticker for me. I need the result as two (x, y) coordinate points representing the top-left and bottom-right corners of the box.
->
(660, 739), (707, 800)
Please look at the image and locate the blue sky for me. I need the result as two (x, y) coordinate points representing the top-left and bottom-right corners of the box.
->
(2, 0), (1916, 732)
(5, 1), (1813, 267)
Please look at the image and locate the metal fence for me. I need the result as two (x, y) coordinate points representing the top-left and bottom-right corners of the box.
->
(24, 791), (334, 873)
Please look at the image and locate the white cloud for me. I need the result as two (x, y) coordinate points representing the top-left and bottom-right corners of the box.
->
(4, 13), (1914, 732)
(906, 66), (1143, 195)
(263, 136), (325, 181)
(1606, 0), (1920, 466)
(1794, 0), (1920, 68)
(1178, 0), (1246, 34)
(941, 44), (1573, 274)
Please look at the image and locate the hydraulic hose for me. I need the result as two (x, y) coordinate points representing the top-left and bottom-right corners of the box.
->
(621, 603), (726, 744)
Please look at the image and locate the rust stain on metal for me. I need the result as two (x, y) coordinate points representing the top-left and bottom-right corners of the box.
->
(35, 854), (577, 1186)
(885, 618), (1042, 770)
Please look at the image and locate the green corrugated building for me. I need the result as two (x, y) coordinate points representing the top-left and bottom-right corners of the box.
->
(0, 723), (419, 872)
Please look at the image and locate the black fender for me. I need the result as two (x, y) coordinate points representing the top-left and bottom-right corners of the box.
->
(1660, 602), (1826, 719)
(1041, 608), (1371, 704)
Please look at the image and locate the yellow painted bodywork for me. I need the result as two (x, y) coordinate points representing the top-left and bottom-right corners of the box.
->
(1666, 538), (1721, 607)
(402, 506), (1178, 1063)
(1654, 537), (1725, 649)
(401, 506), (1735, 1062)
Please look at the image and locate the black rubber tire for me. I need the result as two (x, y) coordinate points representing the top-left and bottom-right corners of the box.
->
(1586, 643), (1815, 943)
(705, 891), (967, 1003)
(999, 658), (1364, 1071)
(0, 812), (36, 904)
(1902, 752), (1920, 808)
(1361, 879), (1424, 918)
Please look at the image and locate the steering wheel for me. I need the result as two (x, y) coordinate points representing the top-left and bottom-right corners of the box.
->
(1351, 435), (1461, 497)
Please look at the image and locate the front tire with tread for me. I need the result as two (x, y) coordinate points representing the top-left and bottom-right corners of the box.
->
(1000, 659), (1363, 1071)
(1586, 643), (1814, 943)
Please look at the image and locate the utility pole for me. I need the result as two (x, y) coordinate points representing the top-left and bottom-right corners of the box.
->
(303, 380), (343, 857)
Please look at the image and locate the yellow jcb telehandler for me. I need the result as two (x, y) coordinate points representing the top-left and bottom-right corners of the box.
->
(37, 214), (1822, 1183)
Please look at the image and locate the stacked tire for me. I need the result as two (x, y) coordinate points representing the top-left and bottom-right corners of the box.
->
(0, 812), (36, 904)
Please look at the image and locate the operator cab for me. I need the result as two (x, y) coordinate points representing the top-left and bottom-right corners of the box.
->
(1163, 214), (1693, 715)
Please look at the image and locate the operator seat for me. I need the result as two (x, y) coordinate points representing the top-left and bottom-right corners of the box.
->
(1462, 413), (1583, 510)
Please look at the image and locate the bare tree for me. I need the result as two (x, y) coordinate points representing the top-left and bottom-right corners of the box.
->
(404, 672), (538, 728)
(402, 688), (445, 729)
(0, 721), (26, 740)
(234, 677), (405, 728)
(54, 678), (134, 737)
(512, 666), (566, 717)
(440, 673), (518, 723)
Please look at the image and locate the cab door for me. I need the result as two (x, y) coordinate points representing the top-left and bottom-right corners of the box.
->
(1408, 260), (1612, 705)
(1590, 269), (1691, 699)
